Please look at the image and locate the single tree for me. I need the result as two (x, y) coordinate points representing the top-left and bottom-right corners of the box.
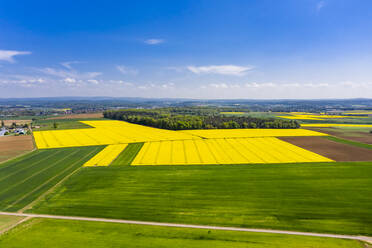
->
(53, 122), (58, 129)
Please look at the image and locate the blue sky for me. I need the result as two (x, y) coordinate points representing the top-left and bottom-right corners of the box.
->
(1, 0), (372, 99)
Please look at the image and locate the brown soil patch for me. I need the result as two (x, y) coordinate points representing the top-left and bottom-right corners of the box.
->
(305, 127), (372, 145)
(0, 135), (35, 163)
(280, 136), (372, 162)
(47, 112), (103, 120)
(2, 120), (31, 126)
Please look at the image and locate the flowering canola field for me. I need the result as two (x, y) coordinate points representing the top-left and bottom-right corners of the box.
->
(179, 129), (327, 139)
(132, 137), (333, 165)
(33, 120), (200, 149)
(301, 123), (372, 128)
(84, 144), (128, 166)
(278, 112), (368, 121)
(33, 120), (334, 166)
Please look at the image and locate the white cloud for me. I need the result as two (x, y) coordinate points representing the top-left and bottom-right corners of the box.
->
(316, 1), (325, 11)
(144, 39), (164, 45)
(61, 61), (81, 69)
(63, 77), (76, 83)
(161, 82), (175, 89)
(208, 83), (229, 89)
(187, 65), (253, 76)
(87, 79), (99, 84)
(116, 65), (138, 75)
(0, 50), (31, 62)
(38, 67), (101, 80)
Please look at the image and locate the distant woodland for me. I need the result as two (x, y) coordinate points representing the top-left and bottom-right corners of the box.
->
(104, 108), (300, 130)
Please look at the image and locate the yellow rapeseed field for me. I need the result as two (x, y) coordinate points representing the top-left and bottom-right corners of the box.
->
(132, 137), (333, 165)
(84, 144), (128, 166)
(34, 120), (334, 167)
(301, 123), (372, 127)
(279, 112), (368, 120)
(34, 120), (200, 149)
(343, 112), (372, 115)
(179, 128), (328, 139)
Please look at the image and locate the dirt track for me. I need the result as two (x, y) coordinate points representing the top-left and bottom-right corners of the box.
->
(280, 136), (372, 162)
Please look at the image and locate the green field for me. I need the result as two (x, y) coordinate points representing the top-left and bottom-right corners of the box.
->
(0, 146), (102, 212)
(0, 218), (365, 248)
(323, 136), (372, 150)
(32, 119), (101, 131)
(0, 216), (24, 232)
(111, 143), (144, 166)
(30, 162), (372, 236)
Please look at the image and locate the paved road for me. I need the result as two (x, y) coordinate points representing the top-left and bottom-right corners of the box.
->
(1, 212), (371, 244)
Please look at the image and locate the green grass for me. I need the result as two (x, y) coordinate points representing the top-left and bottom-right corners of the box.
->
(0, 216), (24, 231)
(324, 136), (372, 150)
(111, 143), (144, 166)
(0, 146), (103, 212)
(32, 119), (100, 131)
(0, 218), (365, 248)
(31, 162), (372, 236)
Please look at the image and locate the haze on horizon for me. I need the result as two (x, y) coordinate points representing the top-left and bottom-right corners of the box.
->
(1, 0), (372, 99)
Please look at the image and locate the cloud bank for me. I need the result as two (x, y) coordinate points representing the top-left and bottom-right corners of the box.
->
(187, 65), (253, 76)
(0, 50), (31, 62)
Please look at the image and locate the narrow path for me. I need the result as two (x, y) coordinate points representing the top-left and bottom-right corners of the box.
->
(1, 212), (371, 244)
(0, 216), (32, 235)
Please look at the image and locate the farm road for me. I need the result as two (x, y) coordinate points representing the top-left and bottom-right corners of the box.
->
(1, 212), (371, 244)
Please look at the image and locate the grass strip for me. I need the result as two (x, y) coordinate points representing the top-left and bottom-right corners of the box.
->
(111, 143), (144, 166)
(0, 218), (365, 248)
(323, 136), (372, 150)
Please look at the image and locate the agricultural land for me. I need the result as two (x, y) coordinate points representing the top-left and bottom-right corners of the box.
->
(1, 108), (372, 247)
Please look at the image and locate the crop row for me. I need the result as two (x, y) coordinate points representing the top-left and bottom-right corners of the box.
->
(132, 137), (333, 165)
(0, 146), (102, 212)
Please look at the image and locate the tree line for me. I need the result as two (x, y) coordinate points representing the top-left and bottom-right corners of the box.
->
(104, 109), (300, 130)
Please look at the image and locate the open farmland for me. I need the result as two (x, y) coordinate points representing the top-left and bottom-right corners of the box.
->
(33, 120), (334, 166)
(301, 123), (372, 128)
(0, 218), (365, 248)
(0, 146), (102, 212)
(279, 113), (370, 121)
(2, 120), (31, 127)
(280, 136), (372, 161)
(46, 112), (104, 120)
(180, 128), (328, 139)
(33, 120), (200, 149)
(0, 136), (34, 163)
(111, 143), (144, 166)
(0, 216), (25, 234)
(84, 144), (128, 166)
(305, 126), (372, 145)
(132, 138), (332, 165)
(30, 162), (372, 236)
(32, 119), (95, 131)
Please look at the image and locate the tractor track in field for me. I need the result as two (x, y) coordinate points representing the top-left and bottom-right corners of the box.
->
(0, 212), (371, 244)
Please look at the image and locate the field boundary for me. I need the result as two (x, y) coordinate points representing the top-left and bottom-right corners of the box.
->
(323, 136), (372, 150)
(0, 212), (371, 244)
(0, 147), (37, 166)
(111, 143), (144, 166)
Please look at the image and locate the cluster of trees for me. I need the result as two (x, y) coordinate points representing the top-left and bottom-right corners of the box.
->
(104, 109), (300, 130)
